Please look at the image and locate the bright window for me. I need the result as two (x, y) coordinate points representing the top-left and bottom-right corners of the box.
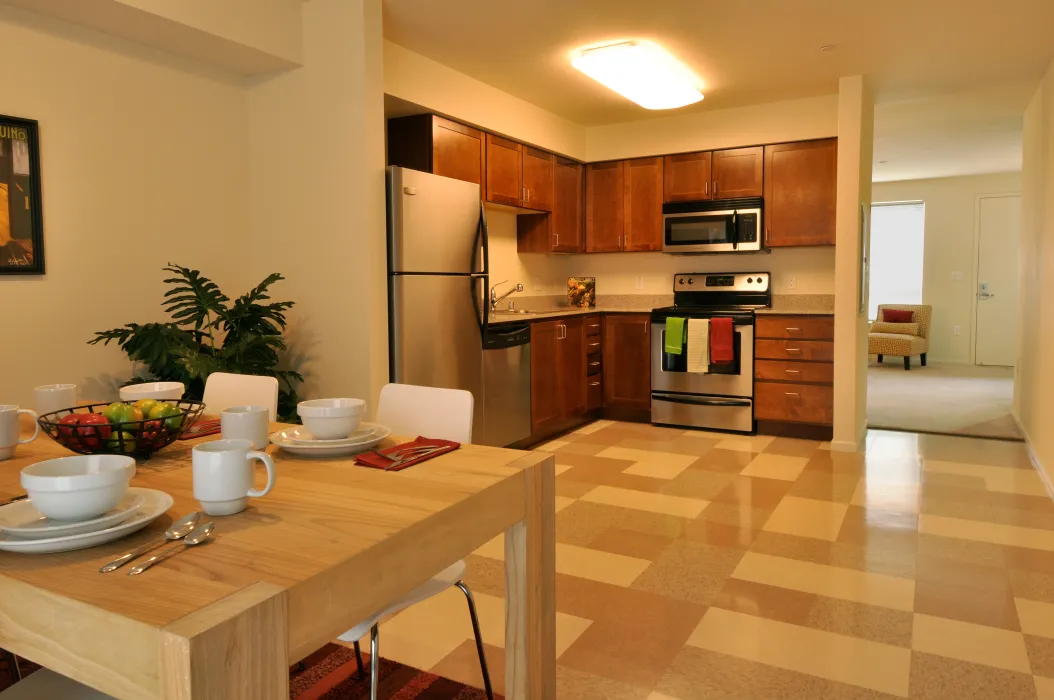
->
(868, 202), (925, 320)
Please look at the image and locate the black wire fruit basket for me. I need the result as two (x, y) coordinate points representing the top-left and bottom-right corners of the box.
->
(37, 400), (206, 459)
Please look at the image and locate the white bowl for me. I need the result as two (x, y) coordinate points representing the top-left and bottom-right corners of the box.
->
(21, 455), (135, 521)
(297, 398), (365, 440)
(119, 382), (185, 402)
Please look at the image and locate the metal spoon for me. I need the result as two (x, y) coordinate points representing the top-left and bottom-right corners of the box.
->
(99, 511), (202, 573)
(128, 521), (214, 576)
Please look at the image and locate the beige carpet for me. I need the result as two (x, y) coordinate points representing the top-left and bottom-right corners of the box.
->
(867, 361), (1023, 440)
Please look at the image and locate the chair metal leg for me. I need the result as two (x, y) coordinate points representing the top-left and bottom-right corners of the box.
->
(353, 640), (365, 681)
(455, 581), (494, 700)
(370, 624), (380, 700)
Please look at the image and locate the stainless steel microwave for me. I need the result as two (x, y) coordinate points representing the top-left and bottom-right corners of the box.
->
(662, 197), (763, 254)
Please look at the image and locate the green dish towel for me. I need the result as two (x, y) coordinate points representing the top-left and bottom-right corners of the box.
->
(665, 317), (686, 355)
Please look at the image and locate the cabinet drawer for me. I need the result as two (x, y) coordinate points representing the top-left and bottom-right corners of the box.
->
(584, 337), (602, 354)
(755, 360), (833, 385)
(585, 316), (601, 336)
(756, 315), (834, 340)
(755, 339), (834, 362)
(587, 354), (602, 376)
(755, 383), (833, 425)
(587, 377), (602, 410)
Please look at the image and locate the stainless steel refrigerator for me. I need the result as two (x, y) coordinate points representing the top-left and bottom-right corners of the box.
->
(387, 166), (531, 447)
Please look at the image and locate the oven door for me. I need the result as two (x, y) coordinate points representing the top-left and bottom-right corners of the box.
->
(651, 392), (754, 433)
(651, 320), (754, 397)
(663, 211), (738, 253)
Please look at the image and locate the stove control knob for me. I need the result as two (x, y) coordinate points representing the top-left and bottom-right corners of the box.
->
(747, 277), (754, 283)
(687, 278), (694, 285)
(678, 279), (685, 285)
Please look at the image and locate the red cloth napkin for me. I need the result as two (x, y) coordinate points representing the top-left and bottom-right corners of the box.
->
(709, 317), (734, 364)
(178, 419), (222, 440)
(354, 436), (460, 471)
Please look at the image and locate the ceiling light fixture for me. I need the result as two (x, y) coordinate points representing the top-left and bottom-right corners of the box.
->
(571, 40), (703, 110)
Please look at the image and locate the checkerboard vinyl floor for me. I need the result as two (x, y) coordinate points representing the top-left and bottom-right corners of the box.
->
(354, 421), (1054, 699)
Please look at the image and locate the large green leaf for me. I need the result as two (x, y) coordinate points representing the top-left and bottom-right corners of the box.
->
(161, 263), (229, 333)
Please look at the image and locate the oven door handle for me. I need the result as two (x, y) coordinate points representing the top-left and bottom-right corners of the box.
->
(652, 395), (752, 408)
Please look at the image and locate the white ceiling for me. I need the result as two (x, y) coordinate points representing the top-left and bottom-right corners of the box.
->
(384, 0), (1054, 179)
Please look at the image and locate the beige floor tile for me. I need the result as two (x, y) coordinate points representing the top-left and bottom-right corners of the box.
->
(1037, 675), (1054, 700)
(908, 650), (1040, 700)
(924, 460), (1050, 496)
(430, 640), (506, 696)
(556, 500), (688, 546)
(555, 542), (652, 586)
(711, 475), (792, 509)
(555, 495), (576, 512)
(581, 485), (709, 518)
(595, 446), (698, 479)
(631, 539), (745, 606)
(911, 613), (1031, 673)
(538, 439), (570, 452)
(851, 480), (920, 512)
(556, 666), (651, 700)
(763, 437), (822, 458)
(713, 434), (776, 453)
(1017, 598), (1054, 639)
(738, 453), (809, 481)
(732, 551), (915, 611)
(588, 527), (675, 561)
(919, 514), (1054, 552)
(573, 419), (617, 435)
(555, 462), (574, 476)
(763, 496), (849, 541)
(686, 607), (911, 697)
(467, 589), (592, 658)
(788, 471), (861, 503)
(1026, 634), (1054, 677)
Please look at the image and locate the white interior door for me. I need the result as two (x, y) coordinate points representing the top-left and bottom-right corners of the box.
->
(974, 195), (1021, 366)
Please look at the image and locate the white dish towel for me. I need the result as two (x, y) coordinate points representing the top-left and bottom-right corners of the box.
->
(686, 318), (710, 373)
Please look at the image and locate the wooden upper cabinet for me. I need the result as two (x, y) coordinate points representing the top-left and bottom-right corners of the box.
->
(585, 161), (624, 253)
(486, 134), (522, 207)
(623, 157), (663, 252)
(664, 152), (711, 202)
(387, 115), (485, 195)
(521, 147), (554, 212)
(712, 146), (764, 199)
(551, 158), (583, 252)
(602, 314), (652, 411)
(764, 139), (838, 247)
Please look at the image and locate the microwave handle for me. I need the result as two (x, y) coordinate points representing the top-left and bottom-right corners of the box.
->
(731, 210), (738, 251)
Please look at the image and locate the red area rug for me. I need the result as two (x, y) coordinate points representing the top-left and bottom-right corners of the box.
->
(0, 645), (498, 700)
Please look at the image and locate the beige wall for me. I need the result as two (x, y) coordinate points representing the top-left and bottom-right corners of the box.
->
(247, 0), (388, 410)
(384, 41), (587, 160)
(0, 7), (249, 408)
(871, 172), (1021, 364)
(585, 94), (839, 162)
(1016, 58), (1054, 471)
(832, 76), (874, 451)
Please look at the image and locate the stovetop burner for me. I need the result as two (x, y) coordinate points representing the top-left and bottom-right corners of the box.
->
(651, 272), (771, 320)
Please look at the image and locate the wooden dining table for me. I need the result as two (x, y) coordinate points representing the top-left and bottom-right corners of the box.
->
(0, 422), (556, 699)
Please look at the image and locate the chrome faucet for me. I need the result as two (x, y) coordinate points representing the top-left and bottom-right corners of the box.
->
(490, 280), (523, 311)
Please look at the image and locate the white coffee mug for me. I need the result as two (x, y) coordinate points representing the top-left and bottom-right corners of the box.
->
(221, 405), (269, 450)
(0, 405), (39, 460)
(34, 384), (77, 418)
(192, 439), (276, 516)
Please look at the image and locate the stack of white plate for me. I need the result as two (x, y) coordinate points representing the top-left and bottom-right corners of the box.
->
(0, 488), (173, 554)
(269, 422), (391, 456)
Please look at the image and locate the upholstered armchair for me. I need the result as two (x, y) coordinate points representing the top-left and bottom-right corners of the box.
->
(868, 304), (933, 370)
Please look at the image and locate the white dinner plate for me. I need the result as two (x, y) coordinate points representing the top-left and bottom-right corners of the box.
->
(284, 424), (384, 446)
(0, 491), (146, 540)
(0, 489), (174, 554)
(270, 423), (391, 456)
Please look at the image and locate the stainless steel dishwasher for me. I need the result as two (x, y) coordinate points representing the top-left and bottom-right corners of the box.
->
(481, 323), (531, 447)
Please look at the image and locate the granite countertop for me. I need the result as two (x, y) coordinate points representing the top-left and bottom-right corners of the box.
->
(489, 306), (647, 325)
(754, 308), (834, 316)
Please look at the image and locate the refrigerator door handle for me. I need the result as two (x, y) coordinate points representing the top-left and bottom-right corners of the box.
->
(477, 200), (490, 275)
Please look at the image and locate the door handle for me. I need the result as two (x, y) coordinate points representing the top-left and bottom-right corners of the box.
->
(713, 181), (718, 196)
(785, 327), (801, 333)
(786, 348), (803, 354)
(784, 369), (801, 374)
(588, 342), (600, 349)
(589, 381), (600, 387)
(589, 361), (600, 367)
(785, 392), (801, 397)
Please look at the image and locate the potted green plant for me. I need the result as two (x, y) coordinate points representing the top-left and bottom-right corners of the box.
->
(89, 263), (303, 420)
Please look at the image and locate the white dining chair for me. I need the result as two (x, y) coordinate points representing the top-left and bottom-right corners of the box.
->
(336, 383), (491, 700)
(201, 372), (279, 420)
(0, 667), (113, 699)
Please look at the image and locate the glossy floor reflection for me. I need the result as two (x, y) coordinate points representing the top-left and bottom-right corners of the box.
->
(358, 423), (1054, 699)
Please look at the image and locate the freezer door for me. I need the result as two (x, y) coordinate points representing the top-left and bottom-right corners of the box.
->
(389, 166), (484, 274)
(390, 274), (486, 438)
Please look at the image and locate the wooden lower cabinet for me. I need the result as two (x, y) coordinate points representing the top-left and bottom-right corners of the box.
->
(754, 314), (834, 438)
(530, 317), (586, 436)
(602, 314), (651, 412)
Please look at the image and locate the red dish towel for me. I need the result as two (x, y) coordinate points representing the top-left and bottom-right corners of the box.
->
(709, 317), (735, 365)
(354, 436), (460, 472)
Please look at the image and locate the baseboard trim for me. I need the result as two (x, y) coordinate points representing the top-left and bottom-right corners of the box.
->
(829, 439), (859, 453)
(1014, 412), (1054, 502)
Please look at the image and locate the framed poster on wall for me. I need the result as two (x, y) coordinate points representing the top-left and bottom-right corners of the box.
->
(0, 115), (44, 274)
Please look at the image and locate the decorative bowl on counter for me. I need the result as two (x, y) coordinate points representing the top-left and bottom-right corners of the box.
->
(37, 400), (205, 459)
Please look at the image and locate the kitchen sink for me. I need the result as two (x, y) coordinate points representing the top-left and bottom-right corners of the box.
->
(491, 309), (538, 316)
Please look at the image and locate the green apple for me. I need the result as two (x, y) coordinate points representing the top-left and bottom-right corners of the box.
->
(107, 431), (136, 454)
(149, 402), (184, 431)
(134, 399), (159, 418)
(110, 403), (144, 426)
(101, 402), (127, 424)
